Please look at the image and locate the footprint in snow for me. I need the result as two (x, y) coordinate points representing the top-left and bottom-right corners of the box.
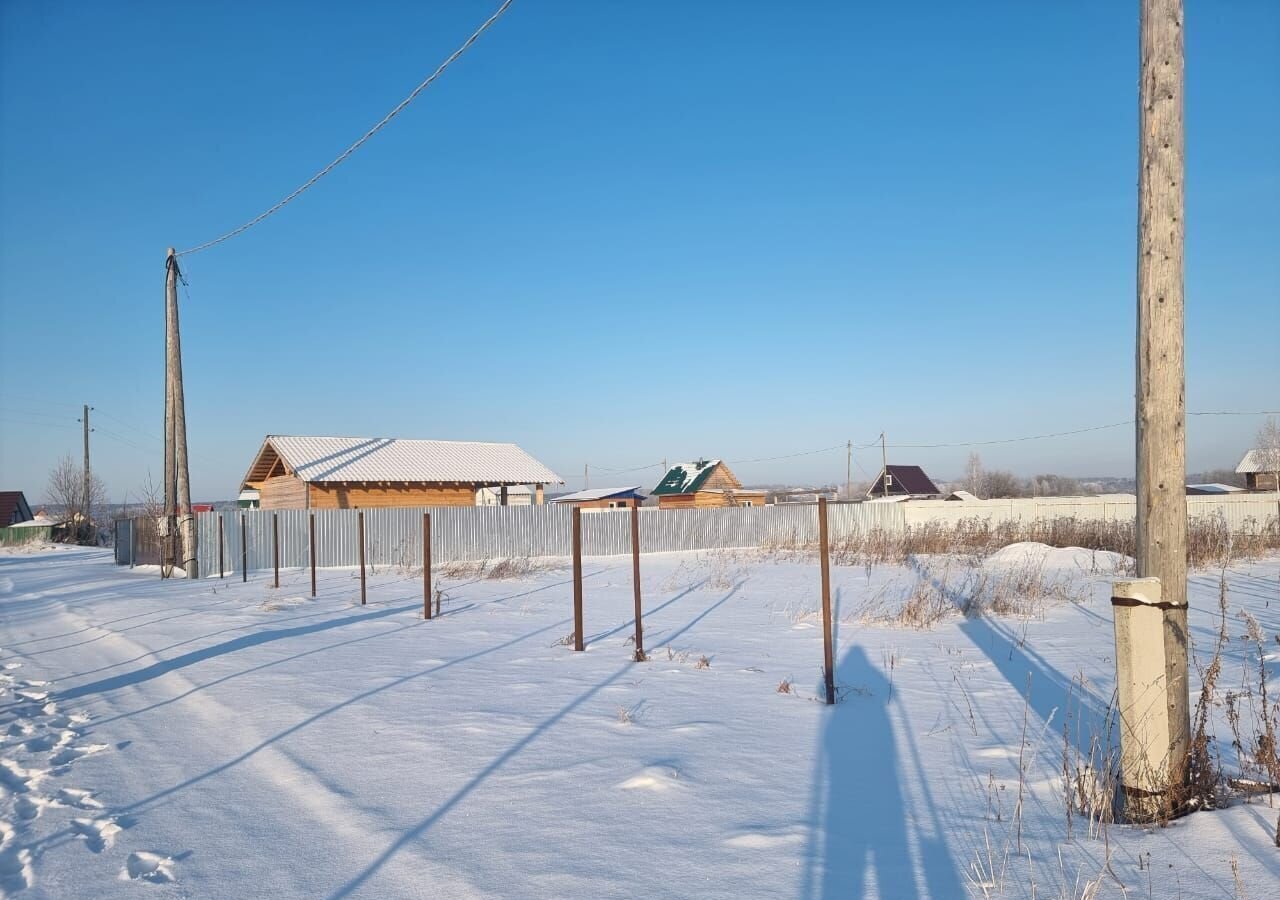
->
(56, 787), (104, 810)
(50, 743), (108, 767)
(24, 729), (75, 753)
(0, 846), (33, 894)
(14, 795), (46, 821)
(121, 851), (176, 884)
(0, 759), (46, 793)
(71, 817), (123, 853)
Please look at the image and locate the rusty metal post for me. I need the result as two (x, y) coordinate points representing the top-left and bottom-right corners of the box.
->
(819, 497), (835, 705)
(423, 512), (433, 620)
(272, 512), (280, 589)
(631, 502), (644, 661)
(241, 514), (248, 583)
(572, 506), (584, 651)
(218, 514), (225, 579)
(309, 512), (317, 598)
(358, 511), (367, 606)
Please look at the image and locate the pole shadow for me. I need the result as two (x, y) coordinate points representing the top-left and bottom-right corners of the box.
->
(800, 645), (962, 899)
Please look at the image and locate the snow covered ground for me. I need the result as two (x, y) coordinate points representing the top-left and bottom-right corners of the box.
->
(1, 543), (1277, 898)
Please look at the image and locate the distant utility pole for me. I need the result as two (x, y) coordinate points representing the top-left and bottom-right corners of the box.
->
(880, 432), (888, 498)
(846, 440), (852, 500)
(584, 463), (589, 491)
(1135, 0), (1189, 804)
(164, 248), (198, 579)
(80, 405), (93, 530)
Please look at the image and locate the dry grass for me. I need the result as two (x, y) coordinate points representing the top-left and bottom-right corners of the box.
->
(810, 514), (1280, 571)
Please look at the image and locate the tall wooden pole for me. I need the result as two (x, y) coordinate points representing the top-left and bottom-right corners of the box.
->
(168, 250), (197, 579)
(163, 252), (178, 576)
(1136, 0), (1190, 804)
(81, 404), (92, 536)
(845, 439), (851, 500)
(818, 497), (835, 705)
(880, 432), (888, 498)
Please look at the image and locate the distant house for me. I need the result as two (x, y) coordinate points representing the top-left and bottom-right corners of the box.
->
(476, 485), (533, 507)
(550, 486), (646, 510)
(946, 490), (980, 502)
(1186, 483), (1246, 496)
(0, 492), (33, 526)
(240, 435), (563, 510)
(865, 465), (941, 500)
(237, 489), (261, 509)
(1236, 449), (1280, 492)
(651, 459), (767, 509)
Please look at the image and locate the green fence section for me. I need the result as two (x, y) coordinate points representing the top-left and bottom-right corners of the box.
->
(0, 525), (53, 546)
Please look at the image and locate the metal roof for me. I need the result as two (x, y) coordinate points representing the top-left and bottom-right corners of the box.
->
(651, 459), (724, 495)
(256, 435), (563, 486)
(1236, 449), (1280, 474)
(865, 465), (941, 498)
(550, 486), (645, 504)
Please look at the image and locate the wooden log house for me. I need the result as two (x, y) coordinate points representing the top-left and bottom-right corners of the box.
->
(241, 435), (563, 510)
(650, 459), (767, 509)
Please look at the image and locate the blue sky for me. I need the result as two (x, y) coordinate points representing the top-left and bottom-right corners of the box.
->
(2, 1), (1277, 502)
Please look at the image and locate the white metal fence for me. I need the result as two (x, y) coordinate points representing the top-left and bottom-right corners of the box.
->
(190, 493), (1280, 578)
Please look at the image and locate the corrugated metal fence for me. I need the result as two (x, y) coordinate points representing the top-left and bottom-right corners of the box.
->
(189, 493), (1280, 578)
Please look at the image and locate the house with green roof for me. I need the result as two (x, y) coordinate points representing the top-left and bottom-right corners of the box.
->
(651, 459), (767, 509)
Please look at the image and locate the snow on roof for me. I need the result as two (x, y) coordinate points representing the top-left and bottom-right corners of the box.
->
(1186, 483), (1245, 494)
(1237, 449), (1280, 474)
(259, 436), (563, 486)
(651, 459), (723, 495)
(550, 486), (644, 504)
(946, 490), (979, 501)
(9, 514), (61, 528)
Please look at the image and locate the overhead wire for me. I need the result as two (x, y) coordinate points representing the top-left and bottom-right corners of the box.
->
(176, 0), (516, 257)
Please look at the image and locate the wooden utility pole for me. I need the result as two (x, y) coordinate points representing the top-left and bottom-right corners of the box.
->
(80, 404), (92, 534)
(880, 432), (888, 498)
(1136, 0), (1190, 805)
(583, 463), (589, 491)
(163, 253), (178, 576)
(572, 506), (584, 651)
(164, 248), (197, 578)
(845, 439), (851, 500)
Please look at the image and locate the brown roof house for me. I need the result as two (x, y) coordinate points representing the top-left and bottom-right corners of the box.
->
(0, 491), (33, 526)
(650, 459), (767, 509)
(241, 435), (563, 509)
(865, 465), (942, 500)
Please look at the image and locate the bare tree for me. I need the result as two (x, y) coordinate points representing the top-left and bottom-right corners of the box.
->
(46, 454), (108, 543)
(1255, 416), (1280, 491)
(984, 469), (1025, 499)
(964, 452), (985, 498)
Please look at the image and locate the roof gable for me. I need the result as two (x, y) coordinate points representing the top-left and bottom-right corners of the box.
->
(652, 459), (729, 495)
(550, 486), (645, 504)
(1237, 448), (1280, 474)
(0, 492), (32, 526)
(866, 465), (941, 498)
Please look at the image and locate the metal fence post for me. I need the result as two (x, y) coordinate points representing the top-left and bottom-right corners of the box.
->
(241, 514), (248, 583)
(218, 514), (225, 579)
(819, 497), (835, 705)
(631, 503), (644, 661)
(272, 512), (280, 589)
(309, 512), (317, 598)
(358, 511), (367, 606)
(423, 512), (432, 620)
(572, 506), (584, 651)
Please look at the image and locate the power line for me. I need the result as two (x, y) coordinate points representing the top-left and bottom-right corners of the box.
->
(176, 0), (516, 258)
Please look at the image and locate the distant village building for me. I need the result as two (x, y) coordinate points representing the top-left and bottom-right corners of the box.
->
(0, 491), (33, 526)
(238, 489), (261, 509)
(1185, 483), (1246, 496)
(945, 490), (980, 502)
(865, 465), (942, 500)
(1236, 449), (1280, 492)
(651, 459), (767, 509)
(241, 435), (562, 510)
(550, 487), (646, 509)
